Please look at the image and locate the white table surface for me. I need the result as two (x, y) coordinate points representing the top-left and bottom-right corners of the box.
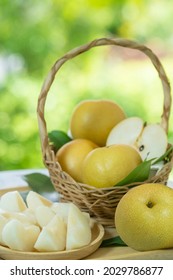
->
(0, 168), (173, 189)
(0, 169), (49, 189)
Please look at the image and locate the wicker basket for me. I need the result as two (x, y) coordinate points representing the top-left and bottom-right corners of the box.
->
(37, 37), (173, 226)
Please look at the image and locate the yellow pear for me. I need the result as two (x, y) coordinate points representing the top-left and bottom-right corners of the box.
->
(115, 183), (173, 251)
(82, 144), (142, 188)
(70, 99), (126, 146)
(56, 138), (98, 182)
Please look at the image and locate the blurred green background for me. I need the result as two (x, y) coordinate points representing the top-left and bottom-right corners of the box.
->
(0, 0), (173, 178)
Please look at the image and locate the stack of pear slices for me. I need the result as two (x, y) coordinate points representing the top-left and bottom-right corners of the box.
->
(0, 191), (92, 252)
(106, 117), (168, 161)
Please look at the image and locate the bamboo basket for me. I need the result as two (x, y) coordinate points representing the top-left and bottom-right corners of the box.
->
(37, 37), (173, 226)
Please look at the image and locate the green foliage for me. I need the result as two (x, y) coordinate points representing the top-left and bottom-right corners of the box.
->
(100, 235), (127, 247)
(23, 173), (54, 193)
(115, 147), (173, 187)
(116, 159), (153, 187)
(48, 130), (72, 152)
(0, 0), (173, 180)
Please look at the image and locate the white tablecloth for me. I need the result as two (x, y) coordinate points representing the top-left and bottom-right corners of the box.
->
(0, 169), (173, 189)
(0, 169), (49, 189)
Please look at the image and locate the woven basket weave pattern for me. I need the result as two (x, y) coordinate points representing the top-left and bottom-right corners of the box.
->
(37, 38), (172, 226)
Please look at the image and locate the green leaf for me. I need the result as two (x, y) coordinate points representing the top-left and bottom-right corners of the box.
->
(152, 145), (173, 164)
(23, 173), (55, 193)
(48, 130), (72, 151)
(114, 146), (173, 188)
(115, 159), (153, 187)
(100, 236), (127, 247)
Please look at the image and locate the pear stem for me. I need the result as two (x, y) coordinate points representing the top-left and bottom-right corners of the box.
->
(147, 201), (154, 208)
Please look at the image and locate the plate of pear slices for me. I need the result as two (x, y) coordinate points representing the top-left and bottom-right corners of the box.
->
(0, 190), (104, 260)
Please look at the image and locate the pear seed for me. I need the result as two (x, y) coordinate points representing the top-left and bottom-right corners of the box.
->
(139, 145), (145, 151)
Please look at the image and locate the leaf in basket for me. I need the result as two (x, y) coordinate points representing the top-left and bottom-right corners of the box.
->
(48, 130), (72, 151)
(23, 173), (54, 193)
(152, 145), (173, 164)
(115, 159), (153, 187)
(100, 236), (127, 247)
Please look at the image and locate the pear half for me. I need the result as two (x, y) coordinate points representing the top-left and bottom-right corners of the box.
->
(106, 117), (167, 161)
(136, 123), (168, 160)
(107, 117), (144, 146)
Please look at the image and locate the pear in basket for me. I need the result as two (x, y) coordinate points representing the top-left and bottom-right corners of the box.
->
(56, 138), (98, 182)
(82, 144), (142, 188)
(106, 117), (168, 160)
(70, 99), (126, 146)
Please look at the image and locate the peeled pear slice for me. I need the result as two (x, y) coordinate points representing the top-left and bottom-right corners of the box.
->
(34, 215), (66, 252)
(1, 211), (37, 225)
(106, 117), (144, 146)
(26, 191), (52, 211)
(51, 202), (70, 223)
(22, 208), (37, 225)
(0, 214), (8, 246)
(136, 123), (168, 160)
(66, 204), (91, 250)
(35, 206), (55, 228)
(83, 212), (92, 226)
(0, 191), (27, 212)
(2, 219), (40, 251)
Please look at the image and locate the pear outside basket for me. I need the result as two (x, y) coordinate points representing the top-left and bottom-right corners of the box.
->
(37, 37), (173, 226)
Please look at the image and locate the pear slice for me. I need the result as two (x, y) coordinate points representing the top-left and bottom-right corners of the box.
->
(2, 219), (40, 251)
(0, 191), (27, 212)
(106, 117), (144, 146)
(83, 212), (93, 226)
(1, 211), (36, 225)
(51, 202), (70, 223)
(35, 206), (55, 228)
(22, 208), (38, 225)
(26, 191), (52, 211)
(66, 204), (91, 250)
(34, 215), (66, 252)
(0, 214), (8, 246)
(136, 123), (168, 160)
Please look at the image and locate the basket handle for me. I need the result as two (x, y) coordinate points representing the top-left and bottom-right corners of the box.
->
(37, 37), (171, 160)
